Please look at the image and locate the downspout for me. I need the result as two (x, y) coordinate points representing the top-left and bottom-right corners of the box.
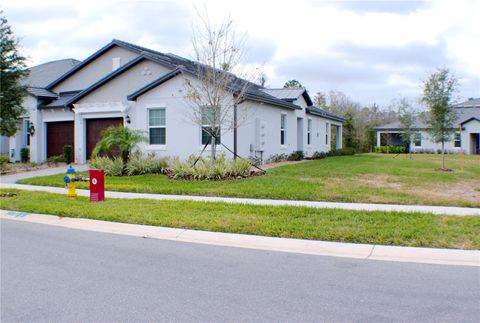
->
(233, 103), (237, 160)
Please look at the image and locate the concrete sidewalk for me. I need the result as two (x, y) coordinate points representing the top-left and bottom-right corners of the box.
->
(2, 210), (478, 267)
(1, 182), (480, 216)
(0, 164), (89, 184)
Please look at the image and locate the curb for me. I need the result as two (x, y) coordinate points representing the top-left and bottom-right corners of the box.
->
(1, 183), (480, 216)
(1, 210), (479, 267)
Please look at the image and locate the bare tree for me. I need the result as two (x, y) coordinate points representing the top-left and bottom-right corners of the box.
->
(396, 98), (417, 158)
(183, 7), (257, 166)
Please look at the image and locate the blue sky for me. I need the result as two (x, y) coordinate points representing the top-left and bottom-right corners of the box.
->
(2, 0), (479, 107)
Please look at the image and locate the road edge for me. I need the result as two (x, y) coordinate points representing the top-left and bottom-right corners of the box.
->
(2, 210), (478, 267)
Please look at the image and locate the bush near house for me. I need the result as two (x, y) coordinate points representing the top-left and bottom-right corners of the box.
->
(374, 146), (406, 154)
(20, 148), (29, 163)
(63, 145), (73, 164)
(287, 150), (305, 161)
(0, 154), (10, 173)
(47, 155), (64, 166)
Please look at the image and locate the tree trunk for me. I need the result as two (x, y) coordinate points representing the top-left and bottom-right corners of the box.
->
(210, 128), (216, 169)
(441, 138), (445, 169)
(233, 104), (237, 160)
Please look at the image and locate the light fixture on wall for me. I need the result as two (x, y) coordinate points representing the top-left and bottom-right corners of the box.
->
(27, 122), (35, 136)
(125, 115), (131, 124)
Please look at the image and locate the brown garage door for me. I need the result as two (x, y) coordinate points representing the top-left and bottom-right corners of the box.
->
(47, 121), (74, 158)
(86, 118), (123, 159)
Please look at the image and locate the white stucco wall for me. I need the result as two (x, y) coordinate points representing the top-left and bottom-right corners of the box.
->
(52, 46), (138, 93)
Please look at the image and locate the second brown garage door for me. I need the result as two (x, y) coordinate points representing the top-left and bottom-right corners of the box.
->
(86, 118), (123, 159)
(47, 121), (74, 158)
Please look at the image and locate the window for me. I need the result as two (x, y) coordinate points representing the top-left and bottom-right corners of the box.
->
(280, 114), (287, 145)
(454, 132), (461, 147)
(414, 132), (422, 147)
(201, 106), (221, 145)
(148, 108), (166, 145)
(307, 118), (312, 145)
(326, 123), (329, 145)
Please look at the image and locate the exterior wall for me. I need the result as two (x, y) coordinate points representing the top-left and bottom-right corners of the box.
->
(462, 119), (480, 154)
(0, 136), (8, 155)
(376, 129), (477, 154)
(52, 46), (138, 93)
(9, 95), (37, 162)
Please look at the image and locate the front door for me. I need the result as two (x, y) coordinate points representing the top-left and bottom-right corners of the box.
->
(297, 117), (304, 151)
(471, 133), (480, 155)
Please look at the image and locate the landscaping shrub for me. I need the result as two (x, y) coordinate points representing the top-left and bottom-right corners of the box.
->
(287, 150), (304, 161)
(266, 153), (288, 163)
(212, 154), (228, 179)
(63, 145), (73, 164)
(47, 155), (64, 166)
(125, 151), (169, 176)
(374, 146), (405, 154)
(20, 148), (29, 163)
(0, 154), (10, 173)
(171, 157), (195, 178)
(89, 156), (123, 176)
(228, 158), (251, 177)
(311, 151), (327, 160)
(248, 156), (262, 166)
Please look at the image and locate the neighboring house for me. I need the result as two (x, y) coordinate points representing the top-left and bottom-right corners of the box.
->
(6, 58), (80, 161)
(8, 39), (344, 164)
(375, 98), (480, 155)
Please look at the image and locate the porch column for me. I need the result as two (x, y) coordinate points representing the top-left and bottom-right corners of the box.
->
(376, 131), (382, 146)
(336, 125), (342, 149)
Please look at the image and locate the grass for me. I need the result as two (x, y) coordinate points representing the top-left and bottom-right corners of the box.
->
(17, 153), (480, 207)
(1, 189), (480, 250)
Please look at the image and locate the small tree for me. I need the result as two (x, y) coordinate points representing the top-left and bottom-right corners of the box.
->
(92, 126), (146, 174)
(184, 8), (255, 168)
(397, 98), (417, 158)
(421, 68), (458, 169)
(0, 12), (29, 137)
(283, 79), (303, 88)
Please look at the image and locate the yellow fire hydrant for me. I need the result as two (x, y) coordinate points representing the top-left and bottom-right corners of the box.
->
(64, 166), (78, 198)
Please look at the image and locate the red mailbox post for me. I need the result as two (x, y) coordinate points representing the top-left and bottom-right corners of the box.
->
(89, 169), (105, 202)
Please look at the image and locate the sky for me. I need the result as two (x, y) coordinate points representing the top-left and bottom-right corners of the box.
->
(2, 0), (479, 108)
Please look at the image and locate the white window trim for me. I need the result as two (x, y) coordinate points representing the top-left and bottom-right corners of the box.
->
(146, 105), (167, 149)
(307, 118), (312, 146)
(280, 113), (287, 146)
(454, 132), (461, 148)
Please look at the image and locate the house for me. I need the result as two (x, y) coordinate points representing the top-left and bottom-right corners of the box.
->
(8, 39), (344, 164)
(375, 98), (480, 155)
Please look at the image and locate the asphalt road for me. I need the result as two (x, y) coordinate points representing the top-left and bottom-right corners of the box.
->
(1, 219), (479, 322)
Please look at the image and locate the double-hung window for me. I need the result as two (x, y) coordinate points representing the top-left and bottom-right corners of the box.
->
(280, 114), (287, 145)
(414, 132), (422, 147)
(201, 106), (221, 145)
(307, 118), (312, 145)
(148, 108), (166, 145)
(454, 132), (461, 147)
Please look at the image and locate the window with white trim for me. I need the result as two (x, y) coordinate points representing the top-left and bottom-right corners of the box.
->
(326, 122), (329, 145)
(454, 132), (461, 147)
(280, 114), (287, 145)
(148, 108), (166, 145)
(414, 132), (422, 147)
(201, 106), (221, 145)
(307, 118), (312, 145)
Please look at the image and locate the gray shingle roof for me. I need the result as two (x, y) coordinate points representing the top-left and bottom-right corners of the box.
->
(23, 59), (80, 88)
(262, 88), (305, 100)
(306, 106), (346, 122)
(41, 91), (82, 109)
(64, 39), (301, 110)
(453, 98), (480, 108)
(27, 87), (58, 98)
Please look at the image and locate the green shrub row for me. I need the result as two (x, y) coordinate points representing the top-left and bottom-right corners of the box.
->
(374, 146), (406, 154)
(0, 154), (9, 173)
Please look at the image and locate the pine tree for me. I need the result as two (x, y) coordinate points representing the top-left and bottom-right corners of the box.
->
(0, 12), (29, 137)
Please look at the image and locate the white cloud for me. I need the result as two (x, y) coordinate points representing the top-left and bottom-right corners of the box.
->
(2, 0), (479, 105)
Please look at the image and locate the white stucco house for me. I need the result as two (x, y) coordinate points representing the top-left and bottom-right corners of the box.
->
(8, 39), (344, 164)
(375, 98), (480, 155)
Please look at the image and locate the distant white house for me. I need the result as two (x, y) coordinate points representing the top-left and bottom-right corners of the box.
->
(8, 39), (344, 164)
(375, 98), (480, 155)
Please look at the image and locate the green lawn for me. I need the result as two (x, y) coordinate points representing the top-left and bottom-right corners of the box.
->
(18, 153), (480, 207)
(1, 189), (479, 249)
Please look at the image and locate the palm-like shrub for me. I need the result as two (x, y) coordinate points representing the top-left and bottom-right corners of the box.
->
(89, 156), (123, 176)
(92, 126), (147, 174)
(125, 152), (169, 176)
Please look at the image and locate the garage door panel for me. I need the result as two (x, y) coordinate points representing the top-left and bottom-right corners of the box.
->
(47, 121), (74, 158)
(86, 118), (123, 160)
